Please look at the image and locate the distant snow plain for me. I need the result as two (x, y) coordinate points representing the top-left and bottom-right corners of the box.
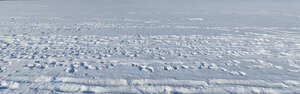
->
(0, 0), (300, 93)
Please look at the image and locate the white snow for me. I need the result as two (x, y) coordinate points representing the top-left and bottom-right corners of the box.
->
(0, 0), (300, 93)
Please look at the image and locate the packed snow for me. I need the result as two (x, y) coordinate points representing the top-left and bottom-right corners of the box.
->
(0, 0), (300, 93)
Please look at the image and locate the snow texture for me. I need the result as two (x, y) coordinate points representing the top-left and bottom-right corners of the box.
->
(0, 0), (300, 93)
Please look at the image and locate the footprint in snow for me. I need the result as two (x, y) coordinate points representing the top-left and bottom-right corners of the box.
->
(132, 64), (154, 72)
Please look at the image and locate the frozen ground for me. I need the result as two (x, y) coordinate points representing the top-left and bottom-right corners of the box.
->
(0, 0), (300, 93)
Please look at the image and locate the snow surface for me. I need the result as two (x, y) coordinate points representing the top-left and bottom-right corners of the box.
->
(0, 0), (300, 93)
